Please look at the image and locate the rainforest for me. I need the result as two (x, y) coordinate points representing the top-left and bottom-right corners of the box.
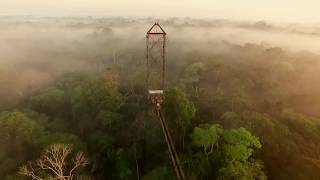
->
(1, 17), (320, 179)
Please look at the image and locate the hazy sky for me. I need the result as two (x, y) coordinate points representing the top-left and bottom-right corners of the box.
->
(1, 0), (320, 23)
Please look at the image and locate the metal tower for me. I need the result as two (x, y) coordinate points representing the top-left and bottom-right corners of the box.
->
(146, 22), (166, 107)
(146, 22), (186, 180)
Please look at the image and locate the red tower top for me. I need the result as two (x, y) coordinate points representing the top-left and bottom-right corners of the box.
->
(147, 22), (166, 35)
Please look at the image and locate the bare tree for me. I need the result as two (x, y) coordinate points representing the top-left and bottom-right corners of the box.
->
(19, 144), (89, 180)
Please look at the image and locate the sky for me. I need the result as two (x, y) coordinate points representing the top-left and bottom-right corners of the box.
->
(1, 0), (320, 23)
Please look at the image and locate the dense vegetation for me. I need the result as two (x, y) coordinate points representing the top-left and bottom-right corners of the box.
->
(1, 18), (320, 179)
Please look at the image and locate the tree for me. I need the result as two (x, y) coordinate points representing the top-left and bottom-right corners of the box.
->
(218, 128), (265, 180)
(141, 166), (175, 180)
(222, 128), (261, 162)
(29, 87), (68, 118)
(0, 111), (44, 177)
(71, 76), (123, 137)
(163, 87), (196, 151)
(191, 124), (223, 159)
(186, 123), (266, 179)
(0, 111), (44, 146)
(181, 62), (207, 97)
(218, 160), (266, 180)
(19, 144), (89, 180)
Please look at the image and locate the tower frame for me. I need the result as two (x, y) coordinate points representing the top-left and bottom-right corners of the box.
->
(146, 22), (167, 100)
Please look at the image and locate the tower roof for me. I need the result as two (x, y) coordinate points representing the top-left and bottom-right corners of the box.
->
(147, 22), (166, 35)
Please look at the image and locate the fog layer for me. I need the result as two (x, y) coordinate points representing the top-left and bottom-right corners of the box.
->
(1, 17), (320, 110)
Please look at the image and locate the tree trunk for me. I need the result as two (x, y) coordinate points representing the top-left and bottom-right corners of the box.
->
(134, 146), (140, 180)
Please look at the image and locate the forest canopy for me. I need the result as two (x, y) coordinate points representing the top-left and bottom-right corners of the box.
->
(1, 17), (320, 179)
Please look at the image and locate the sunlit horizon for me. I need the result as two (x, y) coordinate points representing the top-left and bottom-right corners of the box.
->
(1, 0), (320, 23)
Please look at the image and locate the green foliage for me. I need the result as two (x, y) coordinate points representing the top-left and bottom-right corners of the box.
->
(164, 86), (196, 124)
(40, 132), (84, 149)
(142, 166), (175, 180)
(186, 123), (265, 179)
(3, 38), (320, 179)
(222, 128), (261, 162)
(181, 62), (207, 97)
(280, 109), (320, 139)
(0, 111), (44, 145)
(96, 110), (123, 128)
(115, 149), (133, 179)
(29, 87), (67, 117)
(0, 112), (44, 176)
(163, 86), (196, 151)
(191, 124), (223, 154)
(218, 160), (267, 180)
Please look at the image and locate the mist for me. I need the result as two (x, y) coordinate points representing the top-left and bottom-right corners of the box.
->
(1, 17), (320, 109)
(2, 16), (320, 179)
